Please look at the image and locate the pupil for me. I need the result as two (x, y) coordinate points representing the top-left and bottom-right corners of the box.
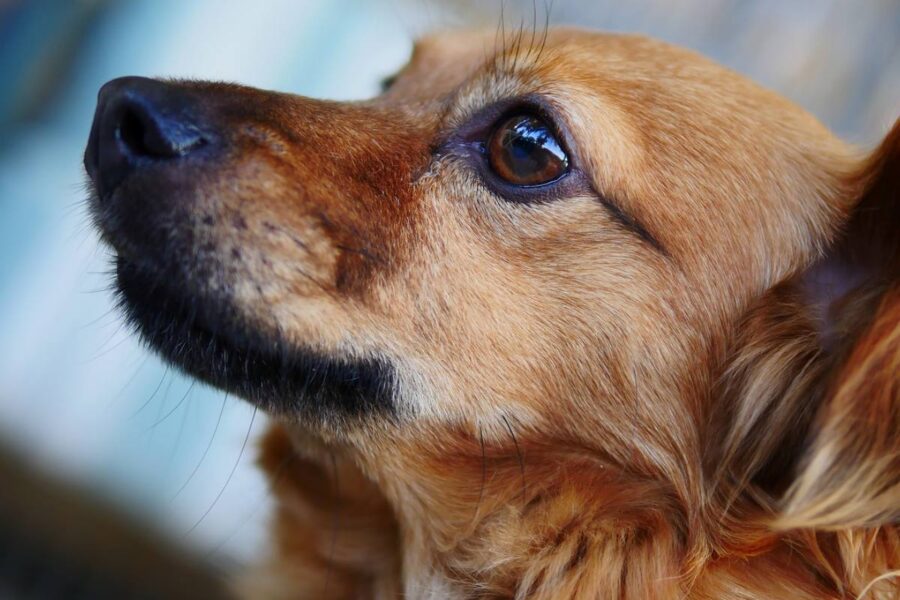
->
(509, 119), (553, 174)
(488, 113), (569, 186)
(512, 135), (535, 158)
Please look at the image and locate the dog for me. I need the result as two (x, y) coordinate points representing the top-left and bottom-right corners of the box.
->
(84, 27), (898, 599)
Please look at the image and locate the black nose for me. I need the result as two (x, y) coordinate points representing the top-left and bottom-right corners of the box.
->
(85, 76), (208, 198)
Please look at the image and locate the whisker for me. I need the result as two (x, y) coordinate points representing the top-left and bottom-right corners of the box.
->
(509, 16), (525, 73)
(533, 0), (553, 64)
(164, 385), (194, 472)
(499, 0), (508, 70)
(334, 244), (386, 266)
(493, 0), (503, 65)
(78, 306), (120, 330)
(204, 447), (298, 562)
(80, 282), (118, 295)
(501, 415), (527, 511)
(104, 354), (149, 408)
(292, 265), (341, 301)
(83, 321), (129, 362)
(129, 365), (169, 419)
(470, 425), (487, 527)
(146, 380), (195, 431)
(146, 376), (175, 445)
(170, 392), (229, 502)
(184, 405), (257, 536)
(528, 0), (538, 61)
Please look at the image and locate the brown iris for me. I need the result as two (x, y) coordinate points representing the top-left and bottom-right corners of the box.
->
(487, 114), (569, 186)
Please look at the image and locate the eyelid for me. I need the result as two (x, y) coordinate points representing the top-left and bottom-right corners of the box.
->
(437, 94), (579, 164)
(425, 96), (586, 202)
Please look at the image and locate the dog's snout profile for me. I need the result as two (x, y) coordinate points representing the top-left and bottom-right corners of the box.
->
(85, 76), (208, 198)
(84, 27), (899, 599)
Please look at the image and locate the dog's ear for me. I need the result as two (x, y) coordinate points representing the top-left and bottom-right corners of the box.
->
(776, 118), (900, 530)
(712, 120), (899, 532)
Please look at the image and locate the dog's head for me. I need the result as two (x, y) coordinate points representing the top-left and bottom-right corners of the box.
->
(86, 28), (898, 595)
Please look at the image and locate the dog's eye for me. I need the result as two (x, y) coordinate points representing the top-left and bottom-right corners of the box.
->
(487, 115), (569, 186)
(380, 74), (398, 93)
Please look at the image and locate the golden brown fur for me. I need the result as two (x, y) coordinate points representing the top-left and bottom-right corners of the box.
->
(89, 27), (899, 599)
(229, 30), (899, 599)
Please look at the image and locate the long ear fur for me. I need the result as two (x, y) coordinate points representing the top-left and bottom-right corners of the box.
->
(713, 120), (899, 515)
(709, 120), (899, 596)
(777, 120), (900, 530)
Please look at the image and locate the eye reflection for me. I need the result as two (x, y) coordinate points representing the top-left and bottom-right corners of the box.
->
(487, 115), (569, 186)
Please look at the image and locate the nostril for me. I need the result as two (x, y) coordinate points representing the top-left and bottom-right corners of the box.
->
(118, 105), (154, 157)
(114, 100), (205, 159)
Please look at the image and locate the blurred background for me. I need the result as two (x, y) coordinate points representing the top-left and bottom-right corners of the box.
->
(0, 0), (897, 597)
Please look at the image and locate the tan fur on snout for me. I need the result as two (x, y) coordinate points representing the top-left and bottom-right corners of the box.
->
(119, 29), (897, 599)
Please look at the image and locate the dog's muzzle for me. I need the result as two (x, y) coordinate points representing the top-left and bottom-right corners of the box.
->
(83, 77), (398, 422)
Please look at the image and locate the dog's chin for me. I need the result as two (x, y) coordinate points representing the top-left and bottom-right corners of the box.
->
(114, 256), (396, 423)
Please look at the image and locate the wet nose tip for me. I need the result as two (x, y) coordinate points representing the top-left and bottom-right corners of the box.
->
(85, 76), (207, 197)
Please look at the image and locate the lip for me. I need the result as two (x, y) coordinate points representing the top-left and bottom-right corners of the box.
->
(114, 256), (397, 421)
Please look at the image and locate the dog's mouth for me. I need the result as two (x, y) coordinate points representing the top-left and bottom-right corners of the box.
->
(114, 256), (396, 422)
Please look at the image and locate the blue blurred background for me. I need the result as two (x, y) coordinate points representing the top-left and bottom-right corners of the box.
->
(0, 0), (896, 596)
